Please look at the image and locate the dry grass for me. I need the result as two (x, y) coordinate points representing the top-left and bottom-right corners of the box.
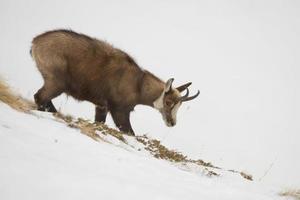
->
(53, 112), (125, 142)
(136, 135), (188, 162)
(136, 135), (217, 167)
(240, 172), (253, 181)
(136, 135), (223, 177)
(52, 113), (224, 178)
(280, 189), (300, 200)
(228, 169), (253, 181)
(0, 78), (36, 112)
(135, 135), (254, 180)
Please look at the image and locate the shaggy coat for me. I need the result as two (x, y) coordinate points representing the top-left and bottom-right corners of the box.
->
(31, 30), (199, 135)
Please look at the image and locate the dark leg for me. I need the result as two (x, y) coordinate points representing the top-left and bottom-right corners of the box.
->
(34, 82), (63, 113)
(95, 105), (108, 123)
(110, 109), (134, 136)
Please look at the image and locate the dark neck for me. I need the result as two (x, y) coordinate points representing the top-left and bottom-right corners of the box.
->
(138, 71), (164, 107)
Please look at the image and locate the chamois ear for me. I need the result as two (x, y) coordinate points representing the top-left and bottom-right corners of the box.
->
(164, 78), (174, 93)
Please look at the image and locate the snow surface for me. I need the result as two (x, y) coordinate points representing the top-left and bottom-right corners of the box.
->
(0, 0), (299, 188)
(0, 103), (286, 200)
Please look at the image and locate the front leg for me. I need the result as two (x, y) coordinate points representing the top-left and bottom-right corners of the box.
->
(110, 109), (135, 136)
(95, 105), (108, 123)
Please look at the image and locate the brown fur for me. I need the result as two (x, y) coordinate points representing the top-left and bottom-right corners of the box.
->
(31, 29), (198, 135)
(31, 30), (171, 134)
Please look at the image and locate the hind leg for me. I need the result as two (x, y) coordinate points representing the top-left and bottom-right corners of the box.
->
(34, 82), (63, 112)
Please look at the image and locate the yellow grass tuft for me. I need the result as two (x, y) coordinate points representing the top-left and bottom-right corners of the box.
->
(0, 78), (36, 112)
(280, 189), (300, 200)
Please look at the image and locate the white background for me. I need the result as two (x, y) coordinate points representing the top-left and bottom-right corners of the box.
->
(0, 0), (299, 188)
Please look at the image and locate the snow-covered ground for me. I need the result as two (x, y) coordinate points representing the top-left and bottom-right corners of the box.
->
(0, 103), (286, 200)
(0, 0), (299, 191)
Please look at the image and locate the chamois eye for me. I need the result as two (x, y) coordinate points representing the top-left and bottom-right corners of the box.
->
(165, 100), (173, 107)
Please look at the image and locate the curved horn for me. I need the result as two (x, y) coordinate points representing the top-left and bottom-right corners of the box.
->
(176, 82), (192, 92)
(179, 88), (189, 101)
(181, 90), (200, 102)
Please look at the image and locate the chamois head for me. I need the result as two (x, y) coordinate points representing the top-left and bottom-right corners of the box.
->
(154, 78), (200, 127)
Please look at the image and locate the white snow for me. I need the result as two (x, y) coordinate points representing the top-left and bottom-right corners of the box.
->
(0, 103), (285, 200)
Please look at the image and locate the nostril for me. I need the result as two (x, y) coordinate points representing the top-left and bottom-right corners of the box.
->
(166, 121), (172, 127)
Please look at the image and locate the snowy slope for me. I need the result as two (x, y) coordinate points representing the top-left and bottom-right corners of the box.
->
(0, 102), (286, 200)
(1, 0), (299, 188)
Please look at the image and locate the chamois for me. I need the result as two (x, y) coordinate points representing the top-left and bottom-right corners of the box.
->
(31, 29), (199, 135)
